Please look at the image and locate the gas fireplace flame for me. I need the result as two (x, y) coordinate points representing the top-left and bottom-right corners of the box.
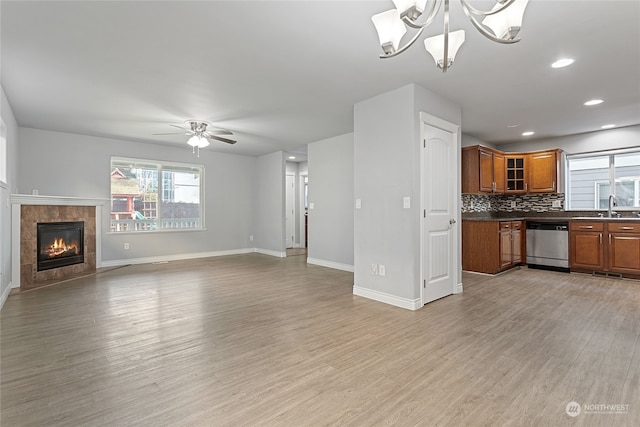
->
(46, 237), (79, 258)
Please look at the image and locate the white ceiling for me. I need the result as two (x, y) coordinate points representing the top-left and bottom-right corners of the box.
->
(1, 1), (639, 157)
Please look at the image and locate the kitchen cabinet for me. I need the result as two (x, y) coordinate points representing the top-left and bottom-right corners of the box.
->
(462, 146), (562, 194)
(462, 146), (505, 194)
(570, 220), (640, 276)
(569, 221), (605, 270)
(528, 150), (561, 193)
(505, 155), (527, 193)
(608, 222), (640, 274)
(463, 220), (523, 274)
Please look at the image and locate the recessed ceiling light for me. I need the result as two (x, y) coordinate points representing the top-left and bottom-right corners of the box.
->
(551, 58), (574, 68)
(522, 131), (534, 136)
(601, 124), (616, 129)
(584, 99), (604, 106)
(288, 156), (296, 160)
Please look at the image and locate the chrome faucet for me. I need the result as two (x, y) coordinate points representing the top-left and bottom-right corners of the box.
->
(608, 194), (617, 218)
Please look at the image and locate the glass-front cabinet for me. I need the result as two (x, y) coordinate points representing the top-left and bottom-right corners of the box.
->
(505, 155), (527, 193)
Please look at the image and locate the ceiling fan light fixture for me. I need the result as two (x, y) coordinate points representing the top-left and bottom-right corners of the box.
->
(482, 0), (529, 40)
(392, 0), (427, 20)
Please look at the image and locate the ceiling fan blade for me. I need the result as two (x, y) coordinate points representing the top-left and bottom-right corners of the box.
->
(207, 128), (233, 136)
(152, 132), (188, 136)
(209, 135), (237, 145)
(169, 124), (191, 131)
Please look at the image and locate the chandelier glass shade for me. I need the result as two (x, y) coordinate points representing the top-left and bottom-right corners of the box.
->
(372, 0), (529, 72)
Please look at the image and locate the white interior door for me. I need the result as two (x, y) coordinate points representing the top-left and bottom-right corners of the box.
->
(422, 116), (458, 305)
(285, 174), (295, 248)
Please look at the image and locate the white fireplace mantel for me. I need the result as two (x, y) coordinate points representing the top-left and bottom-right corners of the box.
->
(11, 194), (109, 289)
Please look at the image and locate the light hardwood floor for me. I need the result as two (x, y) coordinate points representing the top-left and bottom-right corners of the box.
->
(1, 254), (639, 426)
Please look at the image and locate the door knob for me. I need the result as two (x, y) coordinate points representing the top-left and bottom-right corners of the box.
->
(449, 219), (457, 224)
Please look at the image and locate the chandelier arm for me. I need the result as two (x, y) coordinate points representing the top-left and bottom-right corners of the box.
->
(461, 4), (521, 44)
(379, 26), (426, 58)
(459, 0), (516, 17)
(402, 0), (442, 29)
(442, 0), (450, 72)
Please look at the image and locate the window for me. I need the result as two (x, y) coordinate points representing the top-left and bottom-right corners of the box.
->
(566, 149), (640, 210)
(110, 157), (204, 232)
(0, 118), (6, 185)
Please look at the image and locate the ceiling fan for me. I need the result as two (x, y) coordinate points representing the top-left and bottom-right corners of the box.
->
(154, 120), (236, 156)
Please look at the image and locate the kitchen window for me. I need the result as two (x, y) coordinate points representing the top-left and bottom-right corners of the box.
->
(565, 149), (640, 210)
(110, 157), (204, 232)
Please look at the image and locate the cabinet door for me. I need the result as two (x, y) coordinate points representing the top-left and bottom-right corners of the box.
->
(511, 222), (522, 264)
(479, 148), (494, 192)
(500, 230), (512, 269)
(570, 231), (605, 270)
(608, 233), (640, 274)
(505, 155), (527, 193)
(528, 151), (558, 193)
(493, 152), (505, 193)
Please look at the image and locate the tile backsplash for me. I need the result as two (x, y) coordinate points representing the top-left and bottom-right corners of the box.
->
(462, 193), (565, 214)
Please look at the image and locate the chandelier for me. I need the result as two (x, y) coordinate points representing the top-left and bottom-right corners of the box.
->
(372, 0), (529, 72)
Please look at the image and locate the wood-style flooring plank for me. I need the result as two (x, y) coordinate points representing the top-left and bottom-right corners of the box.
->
(2, 255), (639, 426)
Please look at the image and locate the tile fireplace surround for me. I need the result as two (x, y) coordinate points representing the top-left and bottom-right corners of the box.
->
(11, 195), (106, 290)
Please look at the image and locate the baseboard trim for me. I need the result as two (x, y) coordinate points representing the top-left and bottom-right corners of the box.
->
(0, 281), (13, 311)
(307, 257), (354, 273)
(254, 248), (287, 258)
(353, 286), (422, 310)
(101, 248), (256, 268)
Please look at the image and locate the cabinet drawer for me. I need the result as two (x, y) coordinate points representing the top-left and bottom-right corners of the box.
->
(609, 222), (640, 233)
(570, 222), (604, 232)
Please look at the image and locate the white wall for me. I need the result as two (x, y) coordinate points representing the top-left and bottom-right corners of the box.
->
(354, 83), (461, 308)
(17, 127), (257, 264)
(1, 87), (19, 308)
(307, 133), (354, 270)
(497, 125), (640, 154)
(254, 151), (285, 256)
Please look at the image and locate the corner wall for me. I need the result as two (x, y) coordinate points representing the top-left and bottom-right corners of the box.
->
(307, 133), (354, 271)
(1, 86), (19, 309)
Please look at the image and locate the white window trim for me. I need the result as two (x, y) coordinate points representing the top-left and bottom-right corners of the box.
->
(109, 156), (205, 233)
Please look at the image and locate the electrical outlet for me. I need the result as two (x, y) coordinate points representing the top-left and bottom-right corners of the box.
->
(511, 201), (516, 208)
(371, 263), (378, 275)
(552, 200), (562, 208)
(378, 265), (386, 276)
(124, 242), (130, 250)
(249, 235), (254, 241)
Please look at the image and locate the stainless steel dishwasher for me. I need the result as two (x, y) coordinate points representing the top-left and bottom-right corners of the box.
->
(525, 221), (569, 272)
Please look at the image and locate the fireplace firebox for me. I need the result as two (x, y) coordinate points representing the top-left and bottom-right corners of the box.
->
(37, 221), (85, 271)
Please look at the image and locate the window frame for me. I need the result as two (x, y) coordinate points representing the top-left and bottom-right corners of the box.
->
(565, 147), (640, 211)
(109, 156), (206, 234)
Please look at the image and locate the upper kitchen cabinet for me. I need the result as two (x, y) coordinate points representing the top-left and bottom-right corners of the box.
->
(528, 149), (562, 193)
(505, 154), (527, 194)
(462, 146), (562, 194)
(462, 146), (505, 194)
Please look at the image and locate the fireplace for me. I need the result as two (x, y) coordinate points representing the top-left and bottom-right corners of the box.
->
(37, 221), (85, 271)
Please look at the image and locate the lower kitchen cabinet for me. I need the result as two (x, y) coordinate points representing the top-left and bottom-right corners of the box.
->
(570, 221), (640, 277)
(463, 220), (523, 274)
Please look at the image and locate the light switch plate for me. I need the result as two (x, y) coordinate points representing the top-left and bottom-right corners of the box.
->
(309, 202), (315, 209)
(552, 200), (562, 208)
(403, 197), (411, 209)
(355, 199), (361, 209)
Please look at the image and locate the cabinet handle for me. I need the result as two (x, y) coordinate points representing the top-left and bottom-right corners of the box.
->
(579, 225), (593, 229)
(600, 233), (602, 244)
(492, 182), (496, 192)
(609, 234), (612, 244)
(619, 226), (634, 230)
(552, 181), (556, 191)
(524, 183), (527, 192)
